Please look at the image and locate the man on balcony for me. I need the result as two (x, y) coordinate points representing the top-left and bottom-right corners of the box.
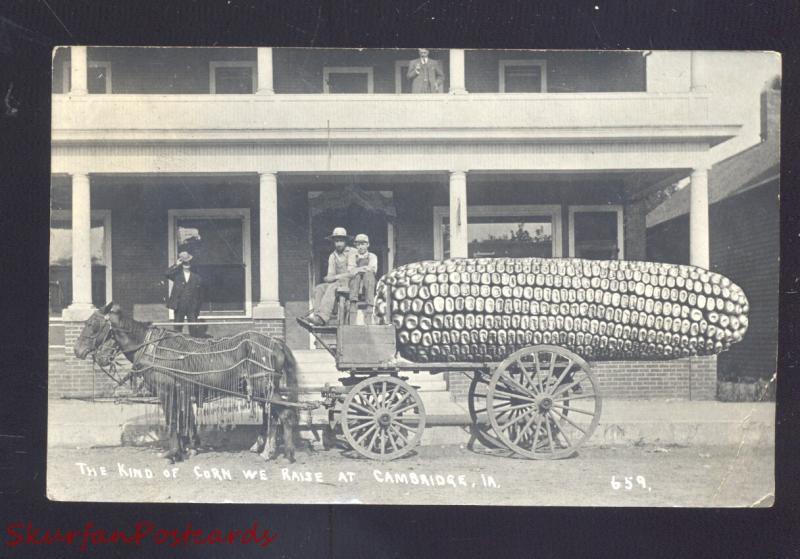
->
(407, 48), (445, 93)
(304, 227), (354, 327)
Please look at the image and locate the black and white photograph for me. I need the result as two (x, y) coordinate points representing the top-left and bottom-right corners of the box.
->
(46, 46), (779, 507)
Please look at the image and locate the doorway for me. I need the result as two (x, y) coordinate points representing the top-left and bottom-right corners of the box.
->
(307, 188), (395, 347)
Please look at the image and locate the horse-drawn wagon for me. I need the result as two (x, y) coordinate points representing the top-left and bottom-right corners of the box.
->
(300, 256), (750, 462)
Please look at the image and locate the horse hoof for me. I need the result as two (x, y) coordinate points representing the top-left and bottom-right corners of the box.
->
(249, 442), (262, 453)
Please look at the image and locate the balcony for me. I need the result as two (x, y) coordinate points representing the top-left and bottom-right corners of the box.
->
(51, 91), (737, 146)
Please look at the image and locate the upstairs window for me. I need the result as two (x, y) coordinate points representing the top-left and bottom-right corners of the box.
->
(323, 67), (374, 93)
(62, 61), (112, 93)
(499, 60), (547, 93)
(394, 61), (413, 93)
(210, 61), (256, 94)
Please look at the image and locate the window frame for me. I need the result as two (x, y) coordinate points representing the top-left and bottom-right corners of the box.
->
(432, 204), (563, 261)
(61, 61), (113, 94)
(49, 209), (113, 320)
(395, 60), (411, 93)
(209, 61), (257, 94)
(322, 66), (374, 94)
(499, 59), (548, 93)
(167, 208), (252, 319)
(568, 204), (625, 260)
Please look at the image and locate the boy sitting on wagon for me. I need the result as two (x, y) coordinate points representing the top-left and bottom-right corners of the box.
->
(347, 233), (378, 324)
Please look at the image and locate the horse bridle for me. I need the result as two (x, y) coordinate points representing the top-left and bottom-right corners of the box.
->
(77, 314), (130, 386)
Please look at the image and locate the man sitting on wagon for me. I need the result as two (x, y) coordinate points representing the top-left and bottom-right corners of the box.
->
(347, 233), (378, 324)
(304, 227), (354, 326)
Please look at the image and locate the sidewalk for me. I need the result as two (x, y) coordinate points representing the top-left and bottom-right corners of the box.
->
(47, 398), (775, 450)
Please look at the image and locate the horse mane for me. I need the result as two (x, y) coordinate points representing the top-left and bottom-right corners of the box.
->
(115, 311), (152, 339)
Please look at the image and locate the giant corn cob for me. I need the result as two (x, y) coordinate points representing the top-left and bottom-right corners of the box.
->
(374, 257), (749, 363)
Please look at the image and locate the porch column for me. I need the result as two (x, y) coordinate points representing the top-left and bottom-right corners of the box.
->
(449, 171), (468, 258)
(253, 172), (284, 318)
(689, 166), (710, 269)
(70, 46), (88, 95)
(63, 173), (94, 320)
(449, 49), (467, 94)
(256, 47), (275, 95)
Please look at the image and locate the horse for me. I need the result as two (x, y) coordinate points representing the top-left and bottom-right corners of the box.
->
(73, 302), (299, 463)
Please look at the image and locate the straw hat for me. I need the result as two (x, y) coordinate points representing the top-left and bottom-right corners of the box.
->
(177, 251), (193, 263)
(325, 227), (351, 240)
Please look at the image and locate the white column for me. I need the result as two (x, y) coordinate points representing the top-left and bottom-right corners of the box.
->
(253, 172), (284, 318)
(64, 173), (94, 320)
(689, 166), (710, 269)
(449, 49), (467, 94)
(70, 46), (88, 95)
(449, 171), (468, 258)
(256, 47), (275, 94)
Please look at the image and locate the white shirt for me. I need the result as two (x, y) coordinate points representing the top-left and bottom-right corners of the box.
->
(183, 268), (191, 282)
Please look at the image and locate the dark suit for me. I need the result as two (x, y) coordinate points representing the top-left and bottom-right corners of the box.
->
(407, 57), (445, 93)
(166, 264), (203, 336)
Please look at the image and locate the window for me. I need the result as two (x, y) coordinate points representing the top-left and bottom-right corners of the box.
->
(61, 61), (112, 93)
(209, 61), (256, 94)
(499, 60), (547, 93)
(49, 210), (112, 317)
(568, 205), (624, 260)
(323, 67), (374, 93)
(394, 61), (413, 93)
(433, 205), (562, 260)
(168, 209), (252, 317)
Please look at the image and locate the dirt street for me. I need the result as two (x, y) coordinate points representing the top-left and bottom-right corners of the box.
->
(47, 441), (774, 507)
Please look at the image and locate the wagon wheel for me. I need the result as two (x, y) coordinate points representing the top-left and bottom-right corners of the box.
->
(467, 371), (505, 450)
(341, 376), (426, 461)
(486, 345), (602, 460)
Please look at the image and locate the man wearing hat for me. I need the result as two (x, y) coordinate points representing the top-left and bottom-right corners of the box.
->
(305, 227), (354, 326)
(165, 251), (204, 336)
(347, 233), (378, 324)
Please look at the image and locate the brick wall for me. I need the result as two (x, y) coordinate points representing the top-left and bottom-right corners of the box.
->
(447, 355), (718, 401)
(51, 322), (119, 397)
(710, 184), (779, 381)
(648, 182), (779, 381)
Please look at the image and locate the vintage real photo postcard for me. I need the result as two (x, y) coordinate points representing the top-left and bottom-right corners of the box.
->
(47, 47), (778, 506)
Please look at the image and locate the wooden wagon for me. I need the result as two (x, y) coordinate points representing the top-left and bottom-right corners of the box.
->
(298, 311), (602, 462)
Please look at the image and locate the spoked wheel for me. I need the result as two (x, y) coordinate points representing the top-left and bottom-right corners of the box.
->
(341, 376), (426, 461)
(467, 371), (505, 449)
(486, 345), (602, 460)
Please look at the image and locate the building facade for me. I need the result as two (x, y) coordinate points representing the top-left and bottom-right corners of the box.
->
(648, 88), (780, 386)
(50, 47), (746, 400)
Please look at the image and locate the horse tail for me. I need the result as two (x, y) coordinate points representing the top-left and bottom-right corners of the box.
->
(280, 340), (299, 403)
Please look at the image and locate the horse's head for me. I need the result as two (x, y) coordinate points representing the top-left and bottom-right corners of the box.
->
(73, 302), (117, 359)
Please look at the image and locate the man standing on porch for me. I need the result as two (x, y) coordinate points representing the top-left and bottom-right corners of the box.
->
(165, 251), (204, 336)
(305, 227), (354, 326)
